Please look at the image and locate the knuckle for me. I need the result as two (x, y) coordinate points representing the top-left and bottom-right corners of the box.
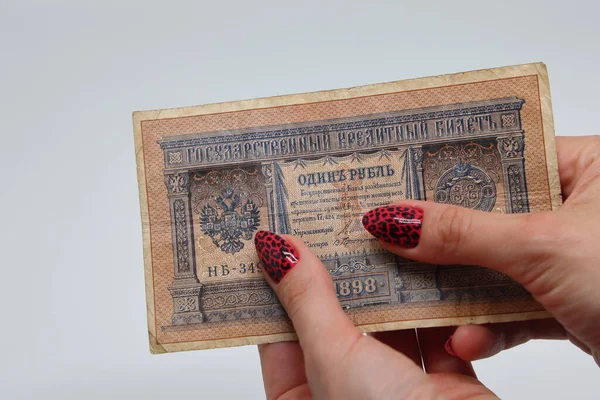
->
(279, 276), (311, 321)
(435, 206), (472, 255)
(520, 212), (568, 261)
(590, 135), (600, 152)
(583, 159), (600, 185)
(509, 212), (572, 292)
(399, 379), (441, 400)
(312, 333), (370, 384)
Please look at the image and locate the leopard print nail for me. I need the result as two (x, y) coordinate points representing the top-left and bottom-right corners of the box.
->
(255, 231), (300, 283)
(361, 206), (423, 248)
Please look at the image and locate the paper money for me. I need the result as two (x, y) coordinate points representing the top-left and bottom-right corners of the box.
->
(133, 63), (560, 353)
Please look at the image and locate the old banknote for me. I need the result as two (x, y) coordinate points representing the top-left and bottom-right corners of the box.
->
(133, 62), (560, 353)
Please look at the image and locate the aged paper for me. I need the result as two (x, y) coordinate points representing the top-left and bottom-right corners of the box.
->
(133, 62), (559, 353)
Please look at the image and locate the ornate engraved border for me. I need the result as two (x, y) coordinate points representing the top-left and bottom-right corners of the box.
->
(133, 63), (559, 352)
(160, 97), (530, 326)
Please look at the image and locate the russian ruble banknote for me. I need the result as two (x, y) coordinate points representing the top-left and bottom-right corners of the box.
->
(133, 63), (560, 353)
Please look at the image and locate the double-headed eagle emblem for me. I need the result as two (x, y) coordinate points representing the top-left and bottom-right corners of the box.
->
(200, 187), (260, 254)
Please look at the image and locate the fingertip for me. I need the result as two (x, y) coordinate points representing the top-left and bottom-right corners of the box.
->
(277, 234), (335, 285)
(360, 204), (423, 248)
(449, 325), (499, 361)
(254, 231), (300, 284)
(417, 327), (476, 377)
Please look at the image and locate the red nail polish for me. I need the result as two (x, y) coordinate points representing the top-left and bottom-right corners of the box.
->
(254, 231), (300, 283)
(445, 335), (457, 356)
(361, 206), (423, 248)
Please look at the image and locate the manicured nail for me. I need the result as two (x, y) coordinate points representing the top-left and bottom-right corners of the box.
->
(254, 231), (300, 283)
(445, 335), (457, 356)
(361, 206), (423, 248)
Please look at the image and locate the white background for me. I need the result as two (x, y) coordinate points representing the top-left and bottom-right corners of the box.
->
(1, 0), (598, 398)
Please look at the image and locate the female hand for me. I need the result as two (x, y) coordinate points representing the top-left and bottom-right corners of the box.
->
(256, 231), (496, 399)
(256, 135), (600, 399)
(362, 135), (600, 364)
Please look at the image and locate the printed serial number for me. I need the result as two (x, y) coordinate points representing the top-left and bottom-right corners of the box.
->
(206, 263), (262, 277)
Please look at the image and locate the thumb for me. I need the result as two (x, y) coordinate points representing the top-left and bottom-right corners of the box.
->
(254, 230), (437, 399)
(361, 202), (565, 285)
(254, 230), (359, 358)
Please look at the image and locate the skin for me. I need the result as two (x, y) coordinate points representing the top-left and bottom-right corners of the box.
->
(257, 136), (600, 399)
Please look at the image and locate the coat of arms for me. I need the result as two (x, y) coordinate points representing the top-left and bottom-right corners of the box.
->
(200, 187), (261, 254)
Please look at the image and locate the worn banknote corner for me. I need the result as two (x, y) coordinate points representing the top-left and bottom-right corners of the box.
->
(133, 62), (559, 353)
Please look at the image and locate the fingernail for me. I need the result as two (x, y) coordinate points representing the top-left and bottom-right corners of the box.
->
(361, 206), (423, 248)
(254, 231), (300, 284)
(445, 335), (457, 356)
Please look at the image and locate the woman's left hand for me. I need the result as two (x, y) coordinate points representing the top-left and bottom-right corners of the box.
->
(256, 232), (497, 400)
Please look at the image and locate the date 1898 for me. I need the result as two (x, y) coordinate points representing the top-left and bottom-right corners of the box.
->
(333, 273), (389, 302)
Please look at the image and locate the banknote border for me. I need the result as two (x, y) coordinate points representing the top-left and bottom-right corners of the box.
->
(132, 62), (559, 354)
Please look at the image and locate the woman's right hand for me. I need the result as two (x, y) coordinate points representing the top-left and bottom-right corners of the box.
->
(362, 135), (600, 365)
